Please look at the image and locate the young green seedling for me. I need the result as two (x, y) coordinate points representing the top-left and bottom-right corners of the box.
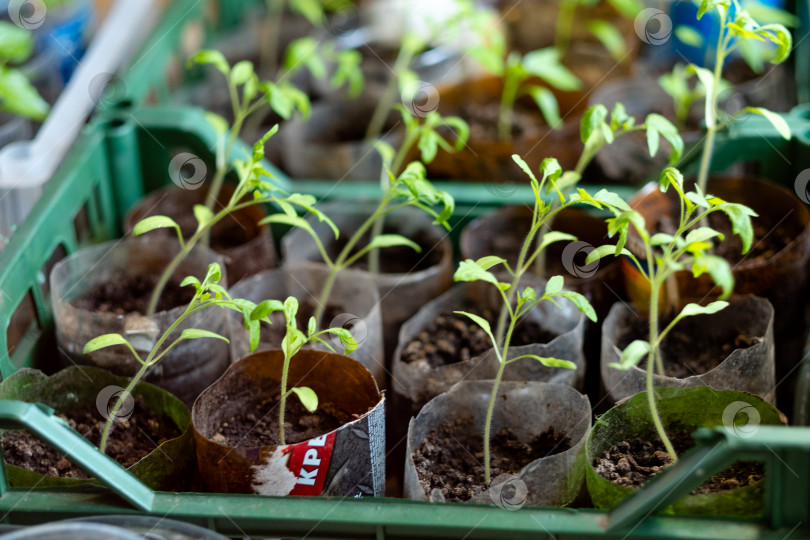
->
(586, 167), (757, 460)
(248, 296), (357, 445)
(658, 63), (730, 132)
(261, 160), (455, 330)
(466, 17), (581, 141)
(452, 154), (635, 485)
(135, 127), (328, 317)
(522, 103), (682, 292)
(0, 21), (48, 120)
(365, 106), (468, 274)
(553, 0), (640, 63)
(83, 263), (271, 454)
(188, 45), (361, 213)
(690, 0), (792, 193)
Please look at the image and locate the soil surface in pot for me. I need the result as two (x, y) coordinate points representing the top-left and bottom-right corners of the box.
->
(1, 395), (180, 478)
(455, 101), (541, 141)
(74, 274), (194, 315)
(327, 228), (443, 274)
(616, 314), (760, 378)
(414, 415), (571, 502)
(210, 391), (359, 447)
(401, 307), (558, 368)
(594, 430), (762, 494)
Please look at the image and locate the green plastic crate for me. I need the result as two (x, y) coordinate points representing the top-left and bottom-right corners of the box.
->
(0, 98), (809, 537)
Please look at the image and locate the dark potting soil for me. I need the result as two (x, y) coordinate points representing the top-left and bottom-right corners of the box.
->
(413, 416), (571, 502)
(617, 314), (760, 378)
(1, 396), (180, 478)
(326, 227), (443, 274)
(594, 430), (763, 494)
(401, 307), (558, 368)
(210, 392), (354, 448)
(456, 101), (540, 141)
(74, 274), (194, 315)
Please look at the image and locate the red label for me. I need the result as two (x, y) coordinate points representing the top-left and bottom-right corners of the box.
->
(281, 431), (337, 496)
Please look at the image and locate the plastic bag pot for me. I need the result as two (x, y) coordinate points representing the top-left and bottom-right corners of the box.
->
(403, 380), (591, 506)
(392, 279), (586, 414)
(0, 366), (194, 491)
(625, 176), (810, 411)
(192, 350), (385, 497)
(226, 264), (385, 384)
(279, 99), (403, 181)
(426, 76), (585, 181)
(124, 183), (277, 284)
(601, 296), (775, 404)
(50, 237), (230, 406)
(283, 201), (454, 367)
(585, 386), (786, 514)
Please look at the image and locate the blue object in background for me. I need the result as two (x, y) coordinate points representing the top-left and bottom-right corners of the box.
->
(669, 0), (787, 68)
(34, 0), (95, 84)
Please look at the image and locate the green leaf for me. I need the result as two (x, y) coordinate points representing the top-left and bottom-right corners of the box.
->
(537, 231), (577, 253)
(610, 340), (650, 370)
(229, 60), (253, 85)
(204, 112), (228, 136)
(679, 300), (729, 318)
(476, 256), (508, 271)
(179, 329), (229, 343)
(283, 297), (299, 328)
(0, 22), (33, 62)
(193, 204), (214, 232)
(544, 275), (564, 296)
(510, 354), (577, 369)
(289, 0), (324, 25)
(0, 66), (48, 120)
(685, 227), (723, 245)
(585, 244), (633, 264)
(133, 215), (182, 238)
(83, 334), (130, 354)
(251, 299), (285, 320)
(697, 0), (730, 20)
(453, 259), (504, 287)
(521, 48), (581, 91)
(675, 25), (704, 48)
(187, 49), (229, 74)
(587, 20), (626, 61)
(581, 105), (608, 144)
(553, 290), (597, 322)
(756, 24), (792, 64)
(512, 154), (538, 183)
(650, 233), (676, 246)
(180, 276), (200, 289)
(645, 113), (683, 164)
(307, 317), (316, 336)
(518, 286), (537, 304)
(365, 234), (421, 253)
(291, 386), (319, 412)
(692, 254), (734, 299)
(527, 85), (562, 128)
(742, 107), (790, 139)
(714, 202), (757, 254)
(453, 311), (497, 350)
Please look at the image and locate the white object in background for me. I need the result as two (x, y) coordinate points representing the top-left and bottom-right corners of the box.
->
(0, 0), (158, 237)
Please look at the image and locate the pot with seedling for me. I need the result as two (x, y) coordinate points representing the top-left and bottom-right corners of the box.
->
(1, 263), (242, 491)
(401, 155), (627, 503)
(594, 167), (776, 404)
(497, 0), (639, 89)
(281, 113), (465, 370)
(192, 297), (385, 497)
(279, 12), (467, 182)
(127, 50), (360, 283)
(621, 0), (809, 412)
(425, 9), (588, 182)
(53, 126), (325, 405)
(585, 167), (784, 513)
